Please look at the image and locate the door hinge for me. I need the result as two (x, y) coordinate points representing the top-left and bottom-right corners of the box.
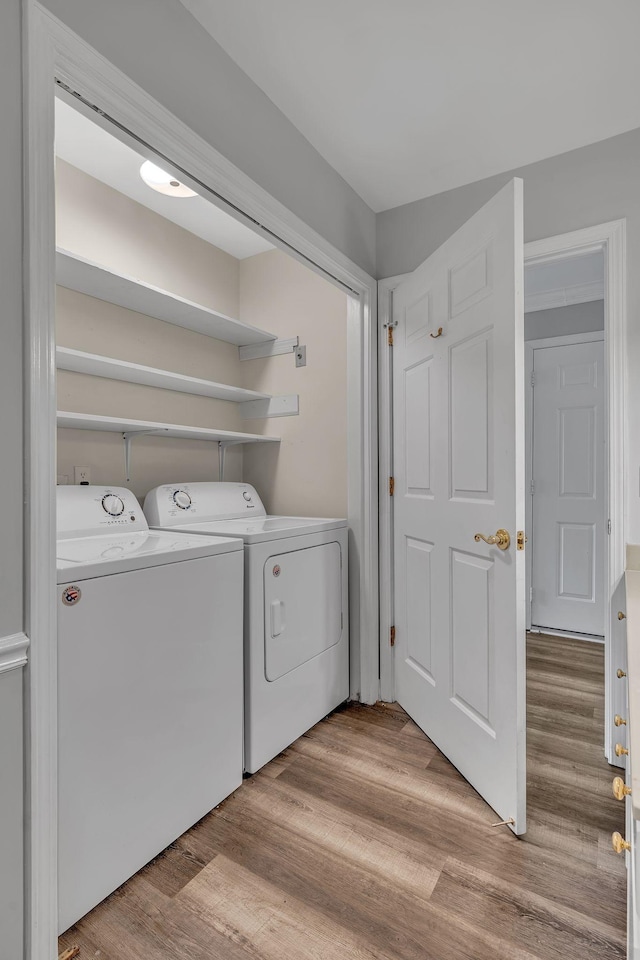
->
(389, 476), (395, 497)
(390, 625), (396, 647)
(530, 371), (536, 387)
(530, 480), (535, 496)
(608, 518), (612, 535)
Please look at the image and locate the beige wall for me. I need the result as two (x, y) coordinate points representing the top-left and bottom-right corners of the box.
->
(240, 250), (348, 518)
(56, 161), (244, 499)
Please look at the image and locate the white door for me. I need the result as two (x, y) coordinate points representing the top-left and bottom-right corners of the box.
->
(392, 179), (526, 833)
(530, 336), (605, 636)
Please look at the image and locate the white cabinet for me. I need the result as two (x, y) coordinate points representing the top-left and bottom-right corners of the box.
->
(622, 568), (640, 959)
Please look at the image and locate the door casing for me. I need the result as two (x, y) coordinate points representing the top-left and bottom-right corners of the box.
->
(379, 222), (627, 767)
(23, 3), (379, 956)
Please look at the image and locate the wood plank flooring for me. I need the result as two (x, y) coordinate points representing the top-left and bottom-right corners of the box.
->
(59, 633), (626, 959)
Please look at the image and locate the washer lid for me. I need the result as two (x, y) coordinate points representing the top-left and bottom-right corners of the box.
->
(56, 529), (242, 582)
(152, 515), (347, 544)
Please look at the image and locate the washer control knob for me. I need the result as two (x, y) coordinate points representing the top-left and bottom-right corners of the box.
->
(173, 490), (192, 510)
(102, 494), (125, 517)
(243, 491), (252, 502)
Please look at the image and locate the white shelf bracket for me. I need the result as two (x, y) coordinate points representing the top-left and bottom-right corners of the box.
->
(238, 336), (299, 362)
(123, 429), (168, 482)
(239, 394), (299, 420)
(218, 441), (226, 481)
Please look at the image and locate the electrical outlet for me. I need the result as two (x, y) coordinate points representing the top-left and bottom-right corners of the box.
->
(74, 465), (91, 485)
(295, 344), (307, 368)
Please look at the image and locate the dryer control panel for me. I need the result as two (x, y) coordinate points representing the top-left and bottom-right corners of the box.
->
(144, 482), (267, 526)
(57, 485), (148, 540)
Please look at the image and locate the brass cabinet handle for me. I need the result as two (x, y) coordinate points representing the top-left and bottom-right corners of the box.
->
(615, 743), (629, 757)
(612, 831), (631, 854)
(619, 611), (627, 620)
(617, 668), (627, 679)
(430, 327), (443, 339)
(614, 715), (627, 727)
(474, 529), (511, 551)
(613, 776), (632, 801)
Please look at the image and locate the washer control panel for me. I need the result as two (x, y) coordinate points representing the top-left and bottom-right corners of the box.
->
(144, 481), (267, 526)
(57, 485), (148, 540)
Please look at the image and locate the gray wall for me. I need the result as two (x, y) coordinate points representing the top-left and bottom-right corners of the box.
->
(525, 300), (604, 341)
(377, 128), (640, 543)
(41, 0), (376, 278)
(0, 0), (24, 956)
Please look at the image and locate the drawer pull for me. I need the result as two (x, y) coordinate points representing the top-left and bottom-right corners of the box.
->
(618, 611), (627, 620)
(614, 715), (627, 727)
(617, 668), (627, 678)
(613, 776), (632, 801)
(615, 743), (629, 757)
(612, 831), (631, 854)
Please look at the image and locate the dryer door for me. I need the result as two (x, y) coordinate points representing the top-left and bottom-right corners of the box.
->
(264, 541), (342, 681)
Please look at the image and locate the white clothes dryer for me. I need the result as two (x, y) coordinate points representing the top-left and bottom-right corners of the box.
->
(144, 482), (349, 773)
(56, 485), (244, 932)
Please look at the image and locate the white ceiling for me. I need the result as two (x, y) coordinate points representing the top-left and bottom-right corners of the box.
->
(180, 0), (640, 212)
(54, 97), (273, 260)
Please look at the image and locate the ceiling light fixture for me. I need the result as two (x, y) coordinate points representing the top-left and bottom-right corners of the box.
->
(139, 160), (197, 197)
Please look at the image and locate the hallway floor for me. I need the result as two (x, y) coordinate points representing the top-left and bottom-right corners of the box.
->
(59, 634), (626, 959)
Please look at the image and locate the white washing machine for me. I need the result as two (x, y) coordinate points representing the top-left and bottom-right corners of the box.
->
(144, 482), (349, 773)
(56, 485), (244, 932)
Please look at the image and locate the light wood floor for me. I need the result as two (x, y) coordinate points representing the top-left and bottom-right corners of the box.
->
(60, 633), (626, 959)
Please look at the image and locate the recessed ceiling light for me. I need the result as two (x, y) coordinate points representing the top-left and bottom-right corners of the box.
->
(139, 160), (197, 197)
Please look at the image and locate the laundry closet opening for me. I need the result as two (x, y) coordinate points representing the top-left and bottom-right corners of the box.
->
(53, 89), (352, 938)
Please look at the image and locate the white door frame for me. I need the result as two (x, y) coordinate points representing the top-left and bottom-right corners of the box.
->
(23, 3), (378, 956)
(379, 220), (626, 724)
(525, 330), (606, 635)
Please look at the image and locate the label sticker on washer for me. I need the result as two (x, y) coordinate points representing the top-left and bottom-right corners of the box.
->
(62, 585), (81, 606)
(272, 564), (281, 577)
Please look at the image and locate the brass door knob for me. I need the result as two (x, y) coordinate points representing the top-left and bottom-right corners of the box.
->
(615, 743), (629, 757)
(617, 668), (627, 678)
(614, 715), (627, 726)
(619, 611), (627, 620)
(612, 831), (631, 854)
(613, 776), (632, 801)
(474, 529), (511, 550)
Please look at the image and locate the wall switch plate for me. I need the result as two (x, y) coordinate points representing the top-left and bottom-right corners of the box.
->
(74, 465), (91, 485)
(295, 344), (307, 368)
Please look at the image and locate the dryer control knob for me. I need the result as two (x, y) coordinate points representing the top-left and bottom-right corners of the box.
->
(102, 494), (125, 517)
(173, 490), (192, 510)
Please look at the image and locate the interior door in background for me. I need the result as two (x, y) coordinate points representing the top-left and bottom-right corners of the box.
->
(392, 179), (526, 833)
(530, 336), (605, 636)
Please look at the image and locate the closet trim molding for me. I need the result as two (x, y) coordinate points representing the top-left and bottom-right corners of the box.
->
(0, 633), (30, 676)
(23, 3), (379, 957)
